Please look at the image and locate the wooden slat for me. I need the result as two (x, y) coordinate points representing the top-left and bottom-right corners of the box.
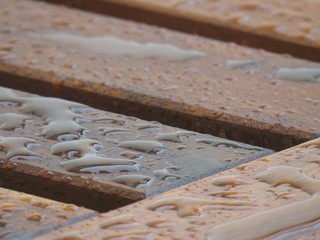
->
(0, 86), (269, 212)
(0, 187), (96, 240)
(0, 0), (319, 150)
(34, 138), (320, 240)
(35, 0), (320, 62)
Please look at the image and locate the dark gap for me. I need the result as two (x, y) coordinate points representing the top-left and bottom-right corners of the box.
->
(0, 168), (136, 212)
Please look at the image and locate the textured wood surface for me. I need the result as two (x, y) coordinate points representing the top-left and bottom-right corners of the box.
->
(35, 138), (320, 240)
(0, 0), (319, 151)
(0, 187), (96, 240)
(0, 86), (269, 212)
(36, 0), (320, 62)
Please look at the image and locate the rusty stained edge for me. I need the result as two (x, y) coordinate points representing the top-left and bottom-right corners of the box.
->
(0, 166), (137, 213)
(35, 0), (320, 63)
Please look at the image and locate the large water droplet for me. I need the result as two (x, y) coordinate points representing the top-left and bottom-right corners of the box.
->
(118, 140), (166, 154)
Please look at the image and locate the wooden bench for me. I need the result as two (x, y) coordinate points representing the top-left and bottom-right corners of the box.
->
(0, 0), (319, 239)
(0, 0), (319, 151)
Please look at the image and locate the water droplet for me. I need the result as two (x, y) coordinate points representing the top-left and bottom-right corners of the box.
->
(32, 201), (52, 208)
(6, 162), (18, 170)
(0, 113), (31, 130)
(19, 196), (32, 203)
(154, 131), (195, 143)
(147, 196), (254, 217)
(61, 175), (73, 183)
(146, 218), (175, 228)
(9, 155), (42, 161)
(76, 162), (141, 174)
(120, 151), (143, 159)
(82, 180), (90, 187)
(118, 140), (166, 154)
(276, 68), (320, 83)
(4, 88), (89, 139)
(67, 150), (80, 158)
(210, 191), (252, 199)
(226, 59), (258, 68)
(176, 145), (189, 150)
(0, 101), (15, 107)
(100, 214), (137, 229)
(258, 105), (272, 109)
(52, 139), (140, 173)
(38, 170), (54, 179)
(207, 166), (320, 240)
(32, 32), (205, 61)
(0, 136), (41, 160)
(55, 232), (87, 240)
(92, 184), (100, 190)
(98, 127), (133, 136)
(111, 175), (154, 188)
(57, 134), (80, 141)
(276, 192), (296, 200)
(94, 117), (126, 125)
(104, 230), (152, 240)
(75, 118), (92, 124)
(134, 124), (162, 131)
(212, 176), (245, 187)
(71, 107), (93, 114)
(63, 204), (79, 212)
(153, 166), (181, 180)
(196, 138), (262, 151)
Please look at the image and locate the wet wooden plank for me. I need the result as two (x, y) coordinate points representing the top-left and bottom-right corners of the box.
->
(35, 0), (320, 62)
(0, 86), (270, 212)
(0, 187), (96, 240)
(34, 138), (320, 240)
(0, 0), (319, 150)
